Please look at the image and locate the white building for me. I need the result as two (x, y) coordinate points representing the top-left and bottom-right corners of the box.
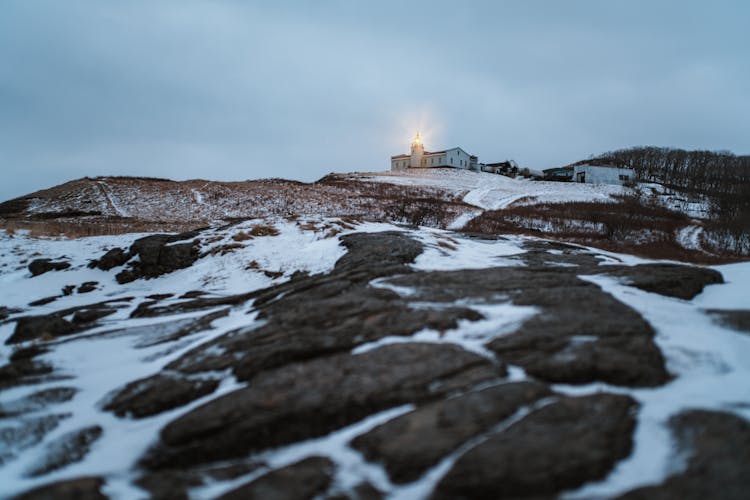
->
(572, 163), (635, 185)
(391, 133), (478, 171)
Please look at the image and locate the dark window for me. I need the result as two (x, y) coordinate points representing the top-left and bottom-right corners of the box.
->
(619, 174), (629, 181)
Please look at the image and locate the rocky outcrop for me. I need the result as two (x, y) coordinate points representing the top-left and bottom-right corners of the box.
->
(104, 374), (219, 418)
(618, 410), (750, 500)
(352, 381), (552, 483)
(91, 247), (130, 271)
(28, 259), (70, 277)
(114, 231), (202, 283)
(6, 299), (130, 345)
(599, 263), (723, 300)
(433, 393), (638, 499)
(387, 266), (670, 386)
(217, 457), (335, 500)
(164, 231), (480, 380)
(141, 343), (502, 469)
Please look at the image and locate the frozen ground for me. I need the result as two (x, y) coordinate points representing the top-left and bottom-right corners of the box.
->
(0, 217), (748, 499)
(356, 168), (627, 210)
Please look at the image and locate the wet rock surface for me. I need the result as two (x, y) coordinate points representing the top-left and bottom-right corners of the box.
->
(104, 374), (219, 418)
(28, 259), (71, 277)
(143, 343), (501, 469)
(599, 263), (723, 300)
(618, 410), (750, 500)
(433, 393), (638, 499)
(12, 476), (107, 500)
(388, 266), (670, 386)
(217, 457), (334, 500)
(352, 381), (552, 484)
(165, 231), (481, 380)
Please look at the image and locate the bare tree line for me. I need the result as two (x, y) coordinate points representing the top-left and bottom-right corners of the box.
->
(590, 146), (750, 254)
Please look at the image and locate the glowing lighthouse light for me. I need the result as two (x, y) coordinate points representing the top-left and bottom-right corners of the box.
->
(410, 131), (424, 168)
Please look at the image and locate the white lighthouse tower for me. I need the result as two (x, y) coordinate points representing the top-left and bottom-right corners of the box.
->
(409, 132), (424, 168)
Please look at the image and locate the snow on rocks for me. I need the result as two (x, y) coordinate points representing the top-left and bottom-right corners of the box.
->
(0, 218), (749, 499)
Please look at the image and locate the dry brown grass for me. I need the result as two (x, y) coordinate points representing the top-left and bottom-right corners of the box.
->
(232, 231), (253, 242)
(463, 197), (747, 264)
(207, 243), (245, 256)
(437, 240), (458, 251)
(249, 224), (280, 237)
(1, 217), (201, 238)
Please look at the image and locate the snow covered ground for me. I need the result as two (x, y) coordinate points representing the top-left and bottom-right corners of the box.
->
(357, 168), (627, 210)
(1, 218), (749, 499)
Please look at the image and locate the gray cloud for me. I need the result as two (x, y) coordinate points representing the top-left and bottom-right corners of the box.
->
(1, 0), (748, 201)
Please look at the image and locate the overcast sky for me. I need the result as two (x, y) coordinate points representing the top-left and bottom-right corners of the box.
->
(1, 1), (748, 201)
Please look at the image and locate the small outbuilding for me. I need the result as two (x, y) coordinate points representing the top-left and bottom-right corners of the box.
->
(572, 162), (634, 185)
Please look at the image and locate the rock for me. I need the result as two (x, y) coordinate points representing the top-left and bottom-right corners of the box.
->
(352, 381), (552, 484)
(142, 343), (501, 469)
(134, 471), (201, 500)
(61, 285), (75, 296)
(12, 477), (107, 500)
(114, 269), (137, 284)
(325, 483), (383, 500)
(706, 309), (750, 334)
(600, 263), (723, 300)
(129, 232), (201, 278)
(618, 410), (750, 500)
(7, 299), (132, 345)
(172, 283), (482, 381)
(71, 307), (116, 324)
(28, 296), (58, 307)
(217, 457), (334, 500)
(335, 231), (423, 275)
(29, 425), (103, 476)
(104, 374), (219, 418)
(388, 267), (669, 387)
(433, 393), (638, 499)
(110, 230), (202, 283)
(129, 293), (254, 318)
(0, 387), (77, 418)
(0, 357), (55, 390)
(77, 281), (98, 294)
(95, 247), (131, 271)
(165, 232), (479, 380)
(7, 315), (76, 344)
(0, 306), (22, 321)
(9, 344), (49, 361)
(28, 259), (71, 277)
(135, 461), (264, 500)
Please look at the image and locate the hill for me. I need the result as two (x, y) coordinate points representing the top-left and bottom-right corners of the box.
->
(3, 168), (745, 262)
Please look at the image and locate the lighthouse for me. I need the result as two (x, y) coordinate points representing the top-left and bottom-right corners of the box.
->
(409, 132), (424, 168)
